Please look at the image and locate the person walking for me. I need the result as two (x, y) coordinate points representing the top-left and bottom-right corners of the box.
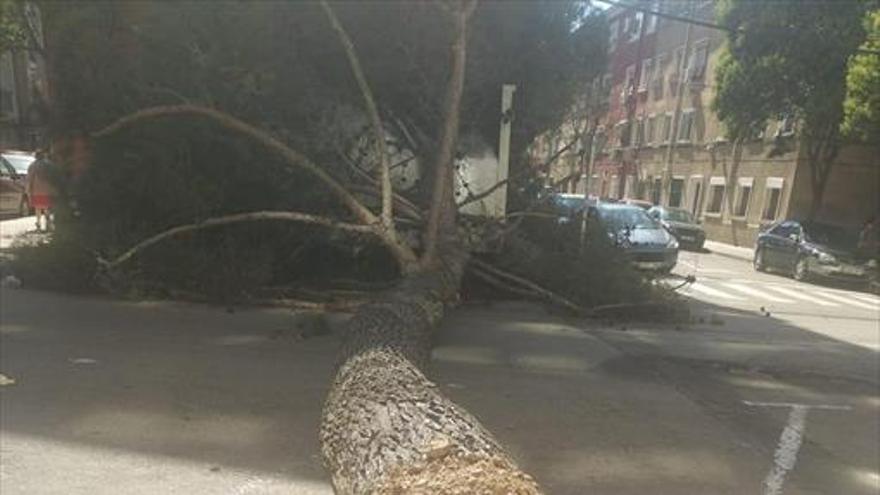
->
(26, 150), (56, 232)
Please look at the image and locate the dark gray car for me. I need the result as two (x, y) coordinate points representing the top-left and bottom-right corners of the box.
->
(648, 206), (706, 250)
(592, 203), (679, 272)
(754, 220), (877, 283)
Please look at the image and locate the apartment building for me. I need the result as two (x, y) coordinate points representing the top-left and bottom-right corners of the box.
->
(585, 0), (878, 246)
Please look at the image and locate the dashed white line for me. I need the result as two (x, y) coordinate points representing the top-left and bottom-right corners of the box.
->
(722, 283), (795, 303)
(848, 293), (880, 305)
(760, 285), (839, 307)
(763, 405), (808, 495)
(813, 291), (878, 310)
(686, 282), (747, 300)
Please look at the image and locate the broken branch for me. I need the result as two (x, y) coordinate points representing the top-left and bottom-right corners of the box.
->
(320, 0), (394, 228)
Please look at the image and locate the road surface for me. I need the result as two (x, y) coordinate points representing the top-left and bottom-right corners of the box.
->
(0, 244), (877, 494)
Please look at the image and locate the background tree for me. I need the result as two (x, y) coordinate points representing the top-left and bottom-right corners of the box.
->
(842, 9), (880, 142)
(713, 0), (870, 218)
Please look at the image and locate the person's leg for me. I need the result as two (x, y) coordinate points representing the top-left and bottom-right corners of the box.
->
(45, 208), (53, 232)
(34, 208), (44, 231)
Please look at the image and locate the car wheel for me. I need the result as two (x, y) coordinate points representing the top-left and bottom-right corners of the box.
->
(754, 248), (767, 272)
(793, 257), (811, 282)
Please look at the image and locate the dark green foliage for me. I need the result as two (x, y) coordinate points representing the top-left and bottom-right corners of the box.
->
(35, 1), (608, 300)
(483, 214), (656, 309)
(11, 233), (98, 293)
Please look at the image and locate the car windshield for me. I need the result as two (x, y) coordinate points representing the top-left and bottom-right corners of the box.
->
(599, 206), (659, 231)
(662, 208), (694, 224)
(2, 154), (35, 174)
(553, 195), (586, 214)
(802, 222), (857, 250)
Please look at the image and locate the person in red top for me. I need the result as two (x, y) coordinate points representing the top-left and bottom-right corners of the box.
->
(26, 150), (57, 232)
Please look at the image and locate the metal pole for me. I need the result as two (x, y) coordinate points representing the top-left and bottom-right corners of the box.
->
(496, 84), (515, 218)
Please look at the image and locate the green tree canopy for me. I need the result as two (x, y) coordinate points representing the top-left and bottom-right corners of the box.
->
(842, 9), (880, 142)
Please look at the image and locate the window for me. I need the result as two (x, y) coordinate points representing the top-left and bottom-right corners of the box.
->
(0, 52), (17, 120)
(609, 175), (620, 198)
(706, 177), (726, 214)
(652, 53), (665, 99)
(624, 64), (636, 89)
(669, 178), (685, 207)
(652, 177), (663, 205)
(678, 109), (695, 143)
(689, 40), (710, 81)
(609, 20), (619, 50)
(624, 175), (636, 198)
(634, 117), (645, 146)
(646, 0), (660, 33)
(662, 113), (673, 143)
(646, 115), (656, 144)
(622, 17), (630, 41)
(639, 58), (652, 91)
(628, 12), (643, 42)
(762, 177), (784, 221)
(733, 177), (753, 217)
(590, 174), (600, 195)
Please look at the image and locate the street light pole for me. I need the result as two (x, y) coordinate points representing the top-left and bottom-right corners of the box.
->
(661, 0), (693, 206)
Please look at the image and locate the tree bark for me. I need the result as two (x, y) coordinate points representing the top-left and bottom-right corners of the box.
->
(320, 250), (541, 494)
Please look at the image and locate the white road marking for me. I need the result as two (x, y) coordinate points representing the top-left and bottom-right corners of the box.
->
(761, 285), (839, 307)
(813, 291), (878, 310)
(742, 400), (851, 410)
(743, 401), (851, 495)
(686, 282), (747, 300)
(721, 283), (795, 303)
(848, 293), (880, 305)
(763, 404), (807, 495)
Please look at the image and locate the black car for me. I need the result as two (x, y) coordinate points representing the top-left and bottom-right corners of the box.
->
(754, 220), (878, 283)
(648, 206), (706, 250)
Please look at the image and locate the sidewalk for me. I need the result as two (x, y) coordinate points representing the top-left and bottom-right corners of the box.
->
(703, 239), (753, 262)
(0, 216), (45, 251)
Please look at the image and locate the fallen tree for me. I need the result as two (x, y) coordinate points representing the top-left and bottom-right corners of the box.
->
(88, 1), (544, 491)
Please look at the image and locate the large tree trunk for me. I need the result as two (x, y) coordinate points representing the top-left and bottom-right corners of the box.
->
(319, 250), (541, 493)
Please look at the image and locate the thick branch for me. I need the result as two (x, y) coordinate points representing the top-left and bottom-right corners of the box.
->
(100, 210), (374, 270)
(469, 258), (586, 314)
(93, 105), (377, 227)
(422, 3), (473, 266)
(320, 1), (394, 227)
(92, 104), (419, 269)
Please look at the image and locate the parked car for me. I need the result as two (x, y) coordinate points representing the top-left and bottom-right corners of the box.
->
(621, 198), (654, 210)
(590, 203), (679, 272)
(0, 151), (33, 217)
(754, 220), (878, 284)
(648, 206), (706, 250)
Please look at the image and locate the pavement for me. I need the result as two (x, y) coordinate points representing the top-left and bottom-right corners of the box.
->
(704, 239), (754, 262)
(0, 215), (46, 251)
(1, 228), (879, 494)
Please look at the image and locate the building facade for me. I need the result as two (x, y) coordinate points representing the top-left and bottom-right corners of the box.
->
(579, 0), (878, 246)
(0, 3), (48, 151)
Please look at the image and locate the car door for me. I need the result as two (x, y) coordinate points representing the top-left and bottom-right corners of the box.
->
(0, 160), (18, 215)
(762, 222), (796, 268)
(775, 221), (803, 271)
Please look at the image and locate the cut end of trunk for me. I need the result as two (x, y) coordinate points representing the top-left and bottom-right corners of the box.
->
(374, 451), (542, 494)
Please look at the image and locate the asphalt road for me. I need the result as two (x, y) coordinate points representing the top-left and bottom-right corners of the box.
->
(0, 245), (878, 494)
